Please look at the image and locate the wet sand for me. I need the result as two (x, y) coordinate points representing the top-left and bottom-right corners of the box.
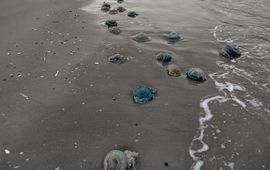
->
(1, 0), (270, 170)
(0, 0), (204, 169)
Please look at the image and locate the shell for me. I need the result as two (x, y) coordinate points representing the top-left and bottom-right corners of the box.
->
(131, 32), (151, 43)
(104, 150), (128, 170)
(133, 85), (157, 104)
(166, 64), (181, 77)
(186, 68), (206, 81)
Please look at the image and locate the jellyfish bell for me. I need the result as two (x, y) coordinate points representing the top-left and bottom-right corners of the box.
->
(156, 53), (172, 63)
(117, 6), (126, 12)
(109, 27), (121, 35)
(127, 11), (138, 18)
(133, 85), (157, 104)
(166, 64), (181, 77)
(101, 2), (111, 12)
(117, 0), (124, 4)
(220, 44), (241, 59)
(104, 150), (128, 170)
(164, 31), (183, 43)
(105, 20), (118, 27)
(186, 68), (206, 81)
(108, 54), (126, 63)
(131, 32), (151, 42)
(109, 9), (118, 15)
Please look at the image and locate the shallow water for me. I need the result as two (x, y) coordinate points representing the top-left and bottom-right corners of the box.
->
(82, 0), (270, 169)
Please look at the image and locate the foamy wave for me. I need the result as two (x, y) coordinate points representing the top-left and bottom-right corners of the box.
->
(189, 72), (248, 170)
(189, 95), (227, 170)
(212, 25), (234, 43)
(190, 2), (270, 168)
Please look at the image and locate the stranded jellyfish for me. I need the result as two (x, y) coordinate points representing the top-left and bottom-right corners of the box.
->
(186, 68), (206, 81)
(109, 9), (118, 15)
(166, 64), (181, 77)
(117, 6), (126, 12)
(105, 20), (118, 27)
(220, 44), (241, 59)
(131, 32), (151, 42)
(156, 53), (172, 63)
(101, 2), (111, 12)
(108, 54), (126, 63)
(164, 31), (183, 43)
(117, 0), (124, 4)
(109, 27), (121, 35)
(104, 150), (138, 170)
(133, 85), (157, 104)
(127, 11), (138, 18)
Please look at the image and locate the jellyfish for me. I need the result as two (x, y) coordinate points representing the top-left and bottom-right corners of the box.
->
(166, 64), (181, 77)
(133, 85), (157, 104)
(186, 68), (206, 81)
(131, 32), (151, 42)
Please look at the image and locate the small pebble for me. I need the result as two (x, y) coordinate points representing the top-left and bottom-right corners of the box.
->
(4, 149), (10, 155)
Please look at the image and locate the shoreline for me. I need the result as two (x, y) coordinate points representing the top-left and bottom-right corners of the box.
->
(1, 0), (270, 169)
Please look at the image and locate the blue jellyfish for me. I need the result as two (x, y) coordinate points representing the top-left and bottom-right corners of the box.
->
(101, 2), (111, 12)
(221, 44), (241, 59)
(131, 32), (151, 42)
(156, 53), (172, 62)
(117, 6), (126, 12)
(109, 27), (121, 35)
(108, 54), (126, 63)
(186, 68), (206, 81)
(105, 20), (118, 27)
(104, 150), (128, 170)
(133, 85), (157, 104)
(164, 31), (183, 43)
(127, 11), (138, 18)
(117, 0), (124, 4)
(109, 9), (118, 15)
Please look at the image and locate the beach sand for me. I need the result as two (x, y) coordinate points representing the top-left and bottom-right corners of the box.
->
(1, 0), (270, 169)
